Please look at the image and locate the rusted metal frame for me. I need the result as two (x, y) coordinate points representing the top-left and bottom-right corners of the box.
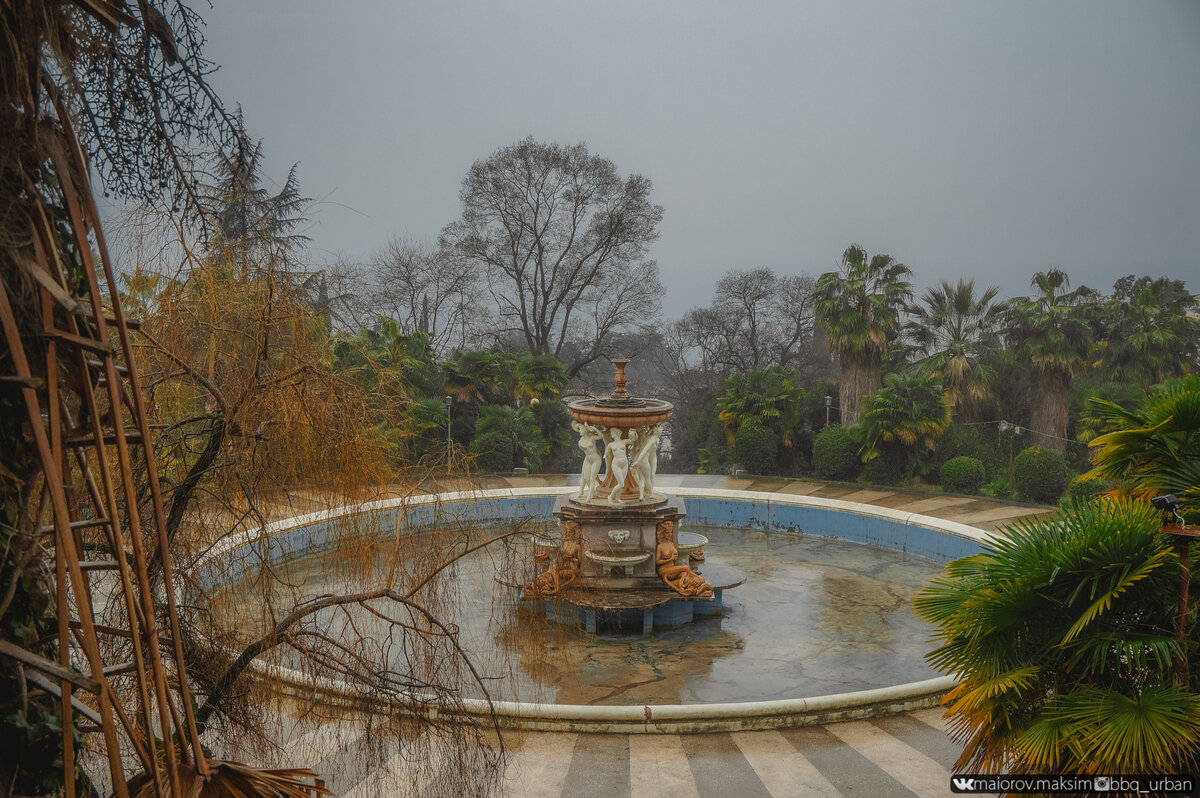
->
(42, 283), (76, 798)
(42, 147), (175, 791)
(0, 281), (132, 798)
(33, 208), (160, 776)
(27, 180), (160, 782)
(61, 118), (210, 777)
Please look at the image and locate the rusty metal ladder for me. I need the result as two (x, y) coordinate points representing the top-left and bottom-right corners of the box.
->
(0, 124), (209, 798)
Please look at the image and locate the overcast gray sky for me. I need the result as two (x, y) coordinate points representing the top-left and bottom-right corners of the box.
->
(199, 0), (1200, 316)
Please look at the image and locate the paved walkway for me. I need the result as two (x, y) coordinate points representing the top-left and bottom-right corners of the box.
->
(259, 477), (1055, 796)
(257, 708), (965, 797)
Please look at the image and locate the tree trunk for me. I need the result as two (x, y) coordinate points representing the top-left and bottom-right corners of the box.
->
(839, 358), (880, 427)
(1031, 374), (1069, 452)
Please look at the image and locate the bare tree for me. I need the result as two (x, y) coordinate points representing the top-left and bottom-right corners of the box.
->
(440, 138), (664, 376)
(362, 238), (487, 355)
(678, 268), (821, 377)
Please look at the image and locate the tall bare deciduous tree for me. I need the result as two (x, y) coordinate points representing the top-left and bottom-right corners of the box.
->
(362, 238), (485, 355)
(440, 138), (664, 376)
(678, 268), (820, 376)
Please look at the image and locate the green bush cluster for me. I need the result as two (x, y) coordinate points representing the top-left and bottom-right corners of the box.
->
(733, 423), (779, 475)
(861, 449), (910, 485)
(812, 426), (860, 481)
(940, 456), (986, 494)
(934, 424), (1002, 476)
(469, 430), (514, 473)
(1013, 445), (1070, 503)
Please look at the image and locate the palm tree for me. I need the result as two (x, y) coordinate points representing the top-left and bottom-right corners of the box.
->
(855, 373), (951, 479)
(1099, 280), (1200, 386)
(514, 354), (569, 404)
(1005, 270), (1096, 451)
(716, 367), (805, 447)
(814, 245), (913, 426)
(470, 405), (549, 472)
(443, 350), (517, 404)
(915, 499), (1200, 775)
(1082, 374), (1200, 522)
(907, 279), (1003, 419)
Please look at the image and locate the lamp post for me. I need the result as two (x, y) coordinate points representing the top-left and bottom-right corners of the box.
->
(443, 395), (453, 473)
(824, 395), (832, 428)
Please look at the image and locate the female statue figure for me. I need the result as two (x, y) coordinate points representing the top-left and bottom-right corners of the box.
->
(574, 421), (604, 501)
(605, 428), (634, 506)
(526, 521), (583, 596)
(655, 520), (713, 597)
(630, 424), (661, 500)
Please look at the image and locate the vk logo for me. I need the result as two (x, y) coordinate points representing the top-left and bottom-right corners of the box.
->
(952, 777), (975, 791)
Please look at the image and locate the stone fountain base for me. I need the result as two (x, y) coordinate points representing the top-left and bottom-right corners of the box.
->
(518, 492), (745, 633)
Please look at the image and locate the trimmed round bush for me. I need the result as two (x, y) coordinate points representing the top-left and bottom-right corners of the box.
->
(813, 426), (861, 481)
(1013, 445), (1070, 503)
(733, 423), (779, 475)
(469, 431), (514, 473)
(940, 456), (986, 494)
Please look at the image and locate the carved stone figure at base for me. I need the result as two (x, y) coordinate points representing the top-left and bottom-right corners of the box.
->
(655, 521), (712, 598)
(526, 522), (583, 597)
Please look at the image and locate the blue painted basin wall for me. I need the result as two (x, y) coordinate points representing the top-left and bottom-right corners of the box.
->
(196, 495), (982, 589)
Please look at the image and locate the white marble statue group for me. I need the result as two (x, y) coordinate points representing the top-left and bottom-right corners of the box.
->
(573, 422), (662, 505)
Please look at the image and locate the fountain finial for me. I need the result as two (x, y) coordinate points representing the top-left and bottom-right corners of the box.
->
(610, 358), (630, 402)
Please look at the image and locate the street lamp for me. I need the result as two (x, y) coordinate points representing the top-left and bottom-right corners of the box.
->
(824, 395), (832, 428)
(443, 395), (453, 473)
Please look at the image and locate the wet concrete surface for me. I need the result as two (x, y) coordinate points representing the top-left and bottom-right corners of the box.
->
(231, 523), (946, 705)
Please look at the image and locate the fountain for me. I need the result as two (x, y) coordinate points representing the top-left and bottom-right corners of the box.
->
(522, 360), (744, 632)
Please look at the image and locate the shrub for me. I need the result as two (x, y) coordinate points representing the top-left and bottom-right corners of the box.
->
(469, 430), (514, 473)
(733, 423), (779, 475)
(1013, 445), (1070, 503)
(861, 447), (911, 485)
(813, 426), (860, 481)
(934, 424), (1003, 477)
(981, 476), (1016, 501)
(1067, 475), (1116, 502)
(941, 456), (986, 494)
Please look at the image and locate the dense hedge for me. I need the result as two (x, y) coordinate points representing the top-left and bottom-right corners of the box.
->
(941, 456), (986, 494)
(733, 423), (779, 475)
(813, 426), (861, 481)
(1013, 445), (1070, 503)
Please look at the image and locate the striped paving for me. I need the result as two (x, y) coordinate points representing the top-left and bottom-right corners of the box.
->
(312, 711), (966, 797)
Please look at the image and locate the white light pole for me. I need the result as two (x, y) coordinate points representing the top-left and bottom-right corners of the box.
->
(444, 395), (453, 473)
(824, 394), (832, 428)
